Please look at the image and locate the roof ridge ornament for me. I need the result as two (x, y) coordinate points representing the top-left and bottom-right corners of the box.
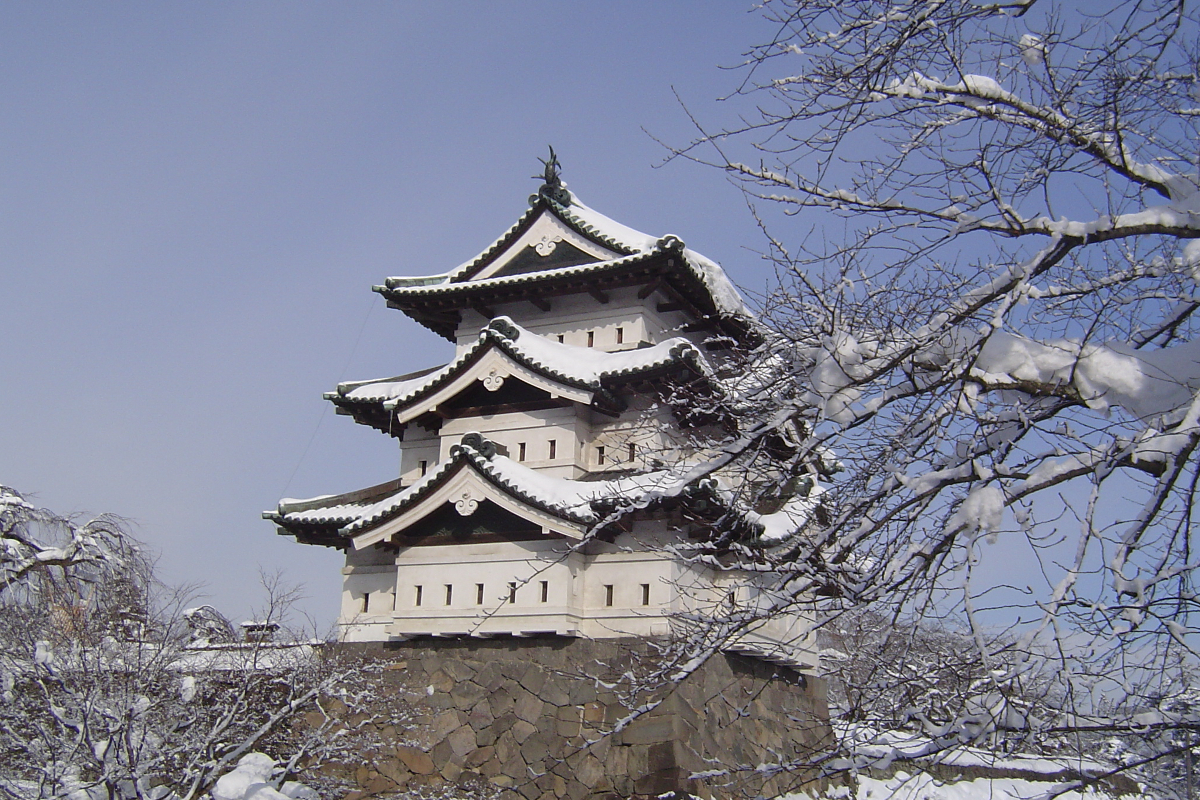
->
(458, 431), (498, 459)
(530, 146), (572, 207)
(484, 316), (521, 341)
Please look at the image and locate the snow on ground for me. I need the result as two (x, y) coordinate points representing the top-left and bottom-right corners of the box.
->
(781, 770), (1138, 800)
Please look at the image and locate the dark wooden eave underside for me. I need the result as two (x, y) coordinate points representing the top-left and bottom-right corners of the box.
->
(379, 253), (749, 343)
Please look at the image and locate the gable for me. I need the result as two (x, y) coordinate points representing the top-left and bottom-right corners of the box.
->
(453, 211), (622, 284)
(389, 500), (547, 546)
(392, 346), (595, 425)
(489, 238), (596, 278)
(350, 462), (589, 550)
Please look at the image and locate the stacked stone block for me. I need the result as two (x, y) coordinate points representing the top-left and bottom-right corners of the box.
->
(331, 638), (829, 800)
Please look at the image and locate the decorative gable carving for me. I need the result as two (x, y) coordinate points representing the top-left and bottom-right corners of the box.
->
(458, 212), (620, 283)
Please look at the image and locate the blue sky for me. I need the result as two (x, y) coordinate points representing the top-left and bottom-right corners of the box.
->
(0, 3), (782, 628)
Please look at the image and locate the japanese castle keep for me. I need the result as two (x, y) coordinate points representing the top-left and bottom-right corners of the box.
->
(267, 156), (829, 798)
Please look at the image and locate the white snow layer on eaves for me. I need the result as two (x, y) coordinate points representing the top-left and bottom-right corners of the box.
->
(278, 443), (815, 547)
(281, 448), (693, 531)
(340, 316), (709, 404)
(381, 189), (751, 319)
(384, 190), (657, 289)
(565, 194), (750, 318)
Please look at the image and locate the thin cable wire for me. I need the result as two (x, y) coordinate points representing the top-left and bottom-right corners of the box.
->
(279, 294), (377, 499)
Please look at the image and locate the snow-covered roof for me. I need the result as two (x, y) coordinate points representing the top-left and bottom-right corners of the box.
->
(327, 315), (713, 430)
(376, 189), (754, 341)
(266, 433), (822, 551)
(267, 433), (696, 544)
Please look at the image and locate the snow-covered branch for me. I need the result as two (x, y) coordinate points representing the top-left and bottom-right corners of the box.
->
(661, 0), (1200, 788)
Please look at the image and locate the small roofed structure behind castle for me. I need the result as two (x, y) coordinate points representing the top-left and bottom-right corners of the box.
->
(266, 154), (823, 669)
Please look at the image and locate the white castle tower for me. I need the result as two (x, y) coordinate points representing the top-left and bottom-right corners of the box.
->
(266, 154), (821, 669)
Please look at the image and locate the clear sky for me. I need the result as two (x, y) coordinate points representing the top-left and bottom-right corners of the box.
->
(0, 2), (781, 629)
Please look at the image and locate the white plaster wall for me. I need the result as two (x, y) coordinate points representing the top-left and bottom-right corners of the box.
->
(439, 406), (585, 479)
(454, 287), (695, 353)
(585, 400), (686, 473)
(335, 536), (680, 640)
(340, 559), (398, 643)
(398, 423), (440, 485)
(338, 529), (816, 668)
(388, 539), (583, 637)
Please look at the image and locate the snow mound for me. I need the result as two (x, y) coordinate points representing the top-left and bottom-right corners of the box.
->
(209, 753), (317, 800)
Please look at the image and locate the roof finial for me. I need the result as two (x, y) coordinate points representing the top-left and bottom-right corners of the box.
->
(531, 146), (571, 207)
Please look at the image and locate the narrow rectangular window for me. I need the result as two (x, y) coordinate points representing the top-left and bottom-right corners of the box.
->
(641, 584), (650, 606)
(557, 334), (564, 343)
(414, 585), (423, 607)
(587, 331), (594, 347)
(627, 443), (636, 462)
(361, 593), (370, 613)
(518, 442), (527, 461)
(391, 592), (397, 611)
(540, 580), (549, 603)
(444, 584), (453, 606)
(597, 446), (606, 465)
(616, 327), (624, 344)
(476, 583), (484, 605)
(419, 460), (428, 476)
(508, 582), (517, 603)
(548, 439), (557, 459)
(604, 585), (614, 607)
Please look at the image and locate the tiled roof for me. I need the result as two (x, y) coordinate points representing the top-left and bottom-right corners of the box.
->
(374, 190), (754, 342)
(435, 192), (642, 285)
(266, 434), (821, 550)
(267, 434), (692, 542)
(327, 316), (711, 421)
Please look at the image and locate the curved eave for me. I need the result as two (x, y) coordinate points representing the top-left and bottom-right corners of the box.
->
(343, 443), (599, 547)
(377, 247), (746, 342)
(326, 326), (714, 434)
(265, 476), (408, 548)
(328, 332), (600, 422)
(265, 516), (348, 548)
(350, 463), (589, 550)
(265, 444), (776, 552)
(397, 351), (597, 427)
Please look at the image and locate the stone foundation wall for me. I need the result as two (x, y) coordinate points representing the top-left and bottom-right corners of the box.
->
(327, 637), (829, 800)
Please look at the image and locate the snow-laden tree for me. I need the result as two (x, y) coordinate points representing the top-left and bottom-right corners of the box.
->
(658, 0), (1200, 789)
(0, 488), (397, 800)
